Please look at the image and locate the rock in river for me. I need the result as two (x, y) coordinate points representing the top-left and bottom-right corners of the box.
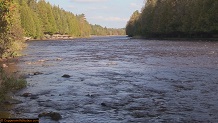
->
(101, 103), (107, 107)
(33, 72), (43, 75)
(38, 112), (62, 121)
(62, 74), (71, 78)
(22, 93), (32, 97)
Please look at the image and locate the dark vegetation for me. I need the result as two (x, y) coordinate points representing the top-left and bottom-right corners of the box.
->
(126, 0), (218, 39)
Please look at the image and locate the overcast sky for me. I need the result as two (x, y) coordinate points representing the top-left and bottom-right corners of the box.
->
(45, 0), (145, 28)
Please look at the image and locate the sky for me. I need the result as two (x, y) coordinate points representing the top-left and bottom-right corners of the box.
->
(45, 0), (145, 28)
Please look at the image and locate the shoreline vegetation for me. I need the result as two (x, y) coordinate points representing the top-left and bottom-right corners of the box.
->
(0, 57), (27, 118)
(0, 58), (27, 103)
(0, 58), (27, 118)
(126, 0), (218, 39)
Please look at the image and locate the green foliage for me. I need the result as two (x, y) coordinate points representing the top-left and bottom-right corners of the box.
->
(0, 0), (24, 58)
(126, 0), (218, 38)
(17, 0), (95, 38)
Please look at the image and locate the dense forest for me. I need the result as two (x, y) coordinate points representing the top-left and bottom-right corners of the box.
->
(0, 0), (125, 58)
(18, 0), (125, 38)
(126, 0), (218, 38)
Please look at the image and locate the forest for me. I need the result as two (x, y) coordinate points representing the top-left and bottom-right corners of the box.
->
(18, 0), (125, 38)
(0, 0), (125, 58)
(126, 0), (218, 38)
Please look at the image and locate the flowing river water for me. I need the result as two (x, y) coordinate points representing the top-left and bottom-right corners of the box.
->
(11, 36), (218, 122)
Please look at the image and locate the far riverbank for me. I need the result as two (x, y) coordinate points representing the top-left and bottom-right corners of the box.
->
(131, 36), (218, 41)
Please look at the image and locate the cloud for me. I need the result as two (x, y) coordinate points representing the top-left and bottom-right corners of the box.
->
(68, 5), (76, 9)
(87, 6), (108, 10)
(130, 3), (141, 8)
(70, 0), (108, 3)
(89, 16), (128, 22)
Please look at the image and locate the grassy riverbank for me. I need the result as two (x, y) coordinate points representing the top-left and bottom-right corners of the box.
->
(0, 67), (27, 103)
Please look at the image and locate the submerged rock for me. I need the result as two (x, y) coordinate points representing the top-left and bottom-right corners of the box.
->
(62, 74), (71, 78)
(101, 103), (107, 107)
(30, 95), (39, 99)
(22, 93), (32, 97)
(38, 112), (62, 121)
(33, 72), (43, 75)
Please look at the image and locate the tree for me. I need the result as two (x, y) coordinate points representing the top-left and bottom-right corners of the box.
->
(0, 0), (24, 58)
(126, 10), (140, 37)
(126, 0), (218, 38)
(19, 0), (36, 37)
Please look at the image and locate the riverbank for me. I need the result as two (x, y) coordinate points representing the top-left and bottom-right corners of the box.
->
(131, 36), (218, 41)
(0, 58), (27, 118)
(26, 35), (128, 41)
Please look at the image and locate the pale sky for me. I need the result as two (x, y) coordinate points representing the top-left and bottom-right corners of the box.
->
(45, 0), (145, 28)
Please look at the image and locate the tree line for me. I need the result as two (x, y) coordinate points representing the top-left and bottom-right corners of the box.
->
(18, 0), (125, 38)
(91, 24), (125, 36)
(126, 0), (218, 38)
(0, 0), (125, 58)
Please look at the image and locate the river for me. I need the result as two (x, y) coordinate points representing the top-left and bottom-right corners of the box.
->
(12, 36), (218, 123)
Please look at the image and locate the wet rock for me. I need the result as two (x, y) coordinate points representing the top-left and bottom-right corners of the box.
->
(62, 74), (71, 78)
(22, 93), (32, 97)
(30, 95), (39, 99)
(38, 112), (62, 121)
(101, 103), (107, 107)
(85, 94), (95, 98)
(33, 72), (43, 75)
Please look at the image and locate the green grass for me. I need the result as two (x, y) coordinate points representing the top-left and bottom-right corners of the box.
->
(0, 68), (27, 102)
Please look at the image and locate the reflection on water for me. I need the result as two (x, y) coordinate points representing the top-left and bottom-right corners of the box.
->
(13, 36), (218, 122)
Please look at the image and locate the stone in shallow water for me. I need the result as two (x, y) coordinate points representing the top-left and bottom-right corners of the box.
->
(22, 93), (32, 97)
(33, 72), (43, 75)
(62, 74), (71, 78)
(38, 112), (62, 121)
(101, 103), (107, 107)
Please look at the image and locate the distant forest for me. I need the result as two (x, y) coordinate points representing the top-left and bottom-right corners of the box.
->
(18, 0), (125, 38)
(0, 0), (125, 58)
(126, 0), (218, 38)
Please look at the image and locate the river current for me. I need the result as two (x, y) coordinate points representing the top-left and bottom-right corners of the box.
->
(13, 36), (218, 122)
